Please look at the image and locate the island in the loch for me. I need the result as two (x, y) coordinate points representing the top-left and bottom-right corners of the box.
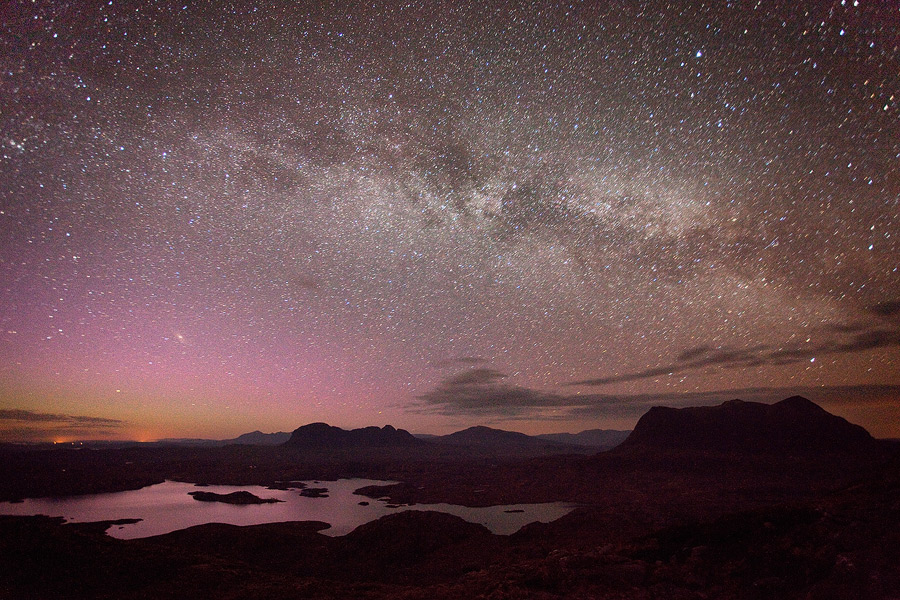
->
(299, 487), (330, 498)
(188, 490), (283, 505)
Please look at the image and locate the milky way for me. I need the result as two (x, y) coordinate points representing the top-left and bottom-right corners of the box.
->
(1, 1), (898, 440)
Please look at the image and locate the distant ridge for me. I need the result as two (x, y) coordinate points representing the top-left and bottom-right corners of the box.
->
(437, 426), (552, 447)
(283, 423), (419, 448)
(229, 431), (291, 446)
(536, 429), (631, 450)
(428, 426), (593, 456)
(151, 431), (291, 447)
(621, 396), (876, 454)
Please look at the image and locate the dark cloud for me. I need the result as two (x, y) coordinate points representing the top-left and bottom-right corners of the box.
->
(869, 300), (900, 318)
(444, 368), (507, 386)
(414, 378), (900, 425)
(676, 345), (714, 362)
(0, 409), (61, 423)
(819, 322), (869, 334)
(569, 364), (682, 387)
(570, 344), (770, 386)
(0, 409), (125, 442)
(415, 368), (569, 418)
(0, 409), (123, 427)
(826, 328), (900, 354)
(573, 324), (900, 387)
(429, 356), (488, 369)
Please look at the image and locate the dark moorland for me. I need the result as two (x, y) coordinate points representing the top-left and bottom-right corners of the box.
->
(1, 397), (899, 599)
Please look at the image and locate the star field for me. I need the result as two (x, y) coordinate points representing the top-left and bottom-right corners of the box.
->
(1, 1), (898, 440)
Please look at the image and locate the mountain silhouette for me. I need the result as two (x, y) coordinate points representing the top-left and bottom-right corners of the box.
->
(536, 429), (631, 450)
(620, 396), (875, 454)
(229, 431), (291, 445)
(428, 426), (592, 457)
(283, 423), (419, 448)
(438, 426), (553, 447)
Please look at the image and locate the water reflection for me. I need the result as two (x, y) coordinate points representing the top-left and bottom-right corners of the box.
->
(0, 479), (574, 538)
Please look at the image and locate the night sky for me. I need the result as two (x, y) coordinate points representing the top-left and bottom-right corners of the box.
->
(2, 1), (898, 442)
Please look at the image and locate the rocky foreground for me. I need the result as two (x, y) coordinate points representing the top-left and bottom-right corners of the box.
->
(1, 468), (898, 600)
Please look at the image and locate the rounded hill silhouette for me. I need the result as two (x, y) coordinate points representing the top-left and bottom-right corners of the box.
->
(620, 396), (875, 455)
(283, 423), (419, 448)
